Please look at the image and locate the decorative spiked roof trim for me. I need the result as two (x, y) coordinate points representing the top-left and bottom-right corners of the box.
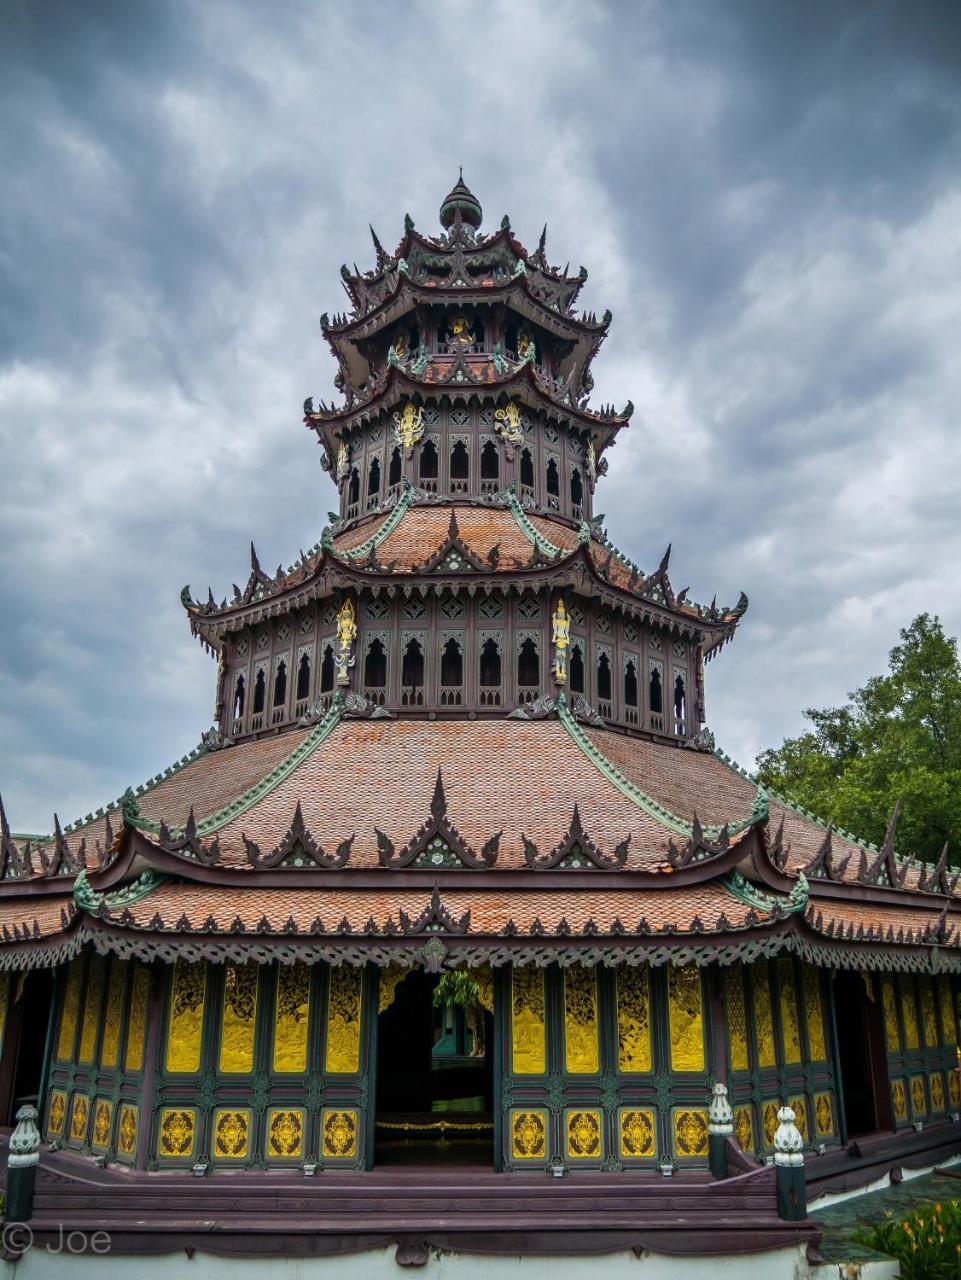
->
(243, 801), (354, 870)
(376, 770), (500, 870)
(522, 803), (628, 871)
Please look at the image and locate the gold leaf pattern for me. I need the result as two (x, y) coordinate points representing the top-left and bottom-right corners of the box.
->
(789, 1096), (808, 1140)
(620, 1109), (655, 1158)
(214, 1109), (250, 1159)
(70, 1093), (89, 1143)
(892, 1079), (908, 1121)
(78, 955), (106, 1064)
(219, 963), (258, 1074)
(47, 1090), (67, 1137)
(668, 965), (704, 1072)
(802, 967), (827, 1062)
(125, 963), (149, 1072)
(881, 978), (900, 1053)
(268, 1109), (304, 1159)
(566, 1109), (602, 1159)
(920, 980), (938, 1048)
(274, 962), (310, 1072)
(617, 967), (652, 1073)
(673, 1108), (708, 1158)
(166, 960), (206, 1073)
(377, 964), (412, 1015)
(762, 1100), (779, 1147)
(814, 1092), (833, 1137)
(511, 1110), (547, 1159)
(511, 966), (546, 1075)
(938, 976), (956, 1045)
(56, 958), (83, 1062)
(911, 1075), (926, 1116)
(158, 1108), (195, 1158)
(930, 1072), (946, 1112)
(734, 1105), (753, 1153)
(900, 978), (920, 1051)
(92, 1099), (112, 1149)
(99, 960), (126, 1069)
(950, 1070), (961, 1110)
(117, 1104), (137, 1156)
(724, 965), (749, 1072)
(753, 966), (776, 1069)
(325, 967), (363, 1074)
(777, 959), (802, 1065)
(322, 1108), (357, 1159)
(564, 968), (599, 1075)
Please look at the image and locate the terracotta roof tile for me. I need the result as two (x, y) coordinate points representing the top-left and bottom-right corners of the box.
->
(0, 896), (74, 939)
(804, 899), (960, 945)
(372, 506), (536, 571)
(527, 515), (582, 552)
(332, 512), (391, 552)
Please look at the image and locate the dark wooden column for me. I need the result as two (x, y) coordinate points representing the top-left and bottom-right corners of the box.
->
(135, 961), (165, 1171)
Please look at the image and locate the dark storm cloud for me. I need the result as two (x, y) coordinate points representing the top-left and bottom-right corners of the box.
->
(2, 0), (960, 830)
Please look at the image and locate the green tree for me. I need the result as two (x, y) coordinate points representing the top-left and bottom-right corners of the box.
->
(756, 615), (961, 864)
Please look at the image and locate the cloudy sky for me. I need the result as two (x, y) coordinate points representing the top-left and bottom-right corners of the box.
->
(2, 0), (960, 833)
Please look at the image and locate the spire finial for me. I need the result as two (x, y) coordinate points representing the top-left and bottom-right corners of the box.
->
(440, 171), (482, 230)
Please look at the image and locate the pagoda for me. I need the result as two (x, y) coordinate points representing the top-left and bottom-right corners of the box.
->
(0, 176), (959, 1262)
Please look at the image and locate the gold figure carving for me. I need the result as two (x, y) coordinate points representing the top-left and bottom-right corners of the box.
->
(900, 978), (920, 1050)
(159, 1108), (196, 1158)
(214, 1109), (250, 1159)
(219, 963), (258, 1074)
(778, 959), (802, 1065)
(56, 957), (83, 1062)
(392, 401), (425, 452)
(931, 1072), (946, 1112)
(48, 1090), (66, 1137)
(335, 597), (357, 686)
(668, 965), (705, 1072)
(617, 967), (652, 1074)
(752, 966), (777, 1069)
(892, 1079), (908, 1121)
(620, 1109), (655, 1158)
(586, 440), (597, 485)
(93, 1100), (112, 1148)
(881, 977), (900, 1053)
(673, 1109), (708, 1158)
(511, 1110), (547, 1159)
(734, 1106), (754, 1153)
(449, 314), (476, 348)
(273, 962), (310, 1072)
(336, 440), (349, 482)
(911, 1075), (926, 1115)
(78, 955), (106, 1064)
(99, 960), (126, 1069)
(325, 966), (363, 1074)
(921, 980), (939, 1047)
(564, 967), (599, 1075)
(511, 966), (546, 1075)
(567, 1110), (602, 1159)
(166, 960), (206, 1074)
(802, 966), (827, 1061)
(322, 1109), (357, 1159)
(517, 331), (535, 363)
(814, 1093), (833, 1137)
(70, 1094), (89, 1143)
(551, 598), (570, 685)
(938, 976), (956, 1044)
(125, 963), (149, 1072)
(494, 399), (523, 445)
(118, 1105), (137, 1156)
(268, 1109), (304, 1159)
(724, 965), (749, 1072)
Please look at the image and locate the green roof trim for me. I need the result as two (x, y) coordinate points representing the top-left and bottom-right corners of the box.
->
(336, 481), (414, 562)
(74, 866), (170, 915)
(723, 869), (809, 916)
(506, 486), (562, 558)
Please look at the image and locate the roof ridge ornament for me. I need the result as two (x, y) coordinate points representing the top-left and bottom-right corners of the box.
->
(522, 802), (629, 871)
(0, 793), (29, 881)
(243, 800), (354, 870)
(376, 768), (500, 870)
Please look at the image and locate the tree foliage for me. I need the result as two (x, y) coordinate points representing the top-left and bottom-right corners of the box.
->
(756, 615), (961, 865)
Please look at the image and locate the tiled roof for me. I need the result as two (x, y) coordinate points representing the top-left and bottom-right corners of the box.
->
(0, 896), (74, 940)
(804, 899), (960, 944)
(332, 511), (391, 551)
(335, 505), (547, 571)
(101, 879), (767, 937)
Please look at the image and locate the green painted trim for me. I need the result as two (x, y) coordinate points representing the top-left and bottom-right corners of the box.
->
(506, 486), (562, 558)
(74, 867), (171, 915)
(723, 870), (808, 916)
(337, 481), (413, 562)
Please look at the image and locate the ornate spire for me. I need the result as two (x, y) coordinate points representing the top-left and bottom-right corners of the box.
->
(439, 168), (482, 230)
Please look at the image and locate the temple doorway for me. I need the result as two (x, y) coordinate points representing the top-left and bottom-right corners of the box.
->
(374, 969), (494, 1165)
(0, 969), (55, 1125)
(833, 970), (892, 1138)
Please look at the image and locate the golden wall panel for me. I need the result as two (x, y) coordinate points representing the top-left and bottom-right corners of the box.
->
(219, 963), (259, 1074)
(99, 960), (126, 1069)
(56, 958), (84, 1062)
(267, 1108), (304, 1160)
(892, 1078), (908, 1122)
(321, 1108), (358, 1159)
(881, 978), (900, 1053)
(47, 1089), (67, 1138)
(616, 967), (651, 1073)
(563, 967), (599, 1075)
(802, 967), (827, 1061)
(930, 1072), (946, 1113)
(814, 1092), (834, 1138)
(511, 966), (546, 1075)
(951, 1070), (961, 1111)
(777, 959), (802, 1065)
(620, 1108), (656, 1159)
(117, 1104), (138, 1158)
(125, 963), (149, 1072)
(724, 965), (749, 1072)
(70, 1093), (89, 1144)
(166, 960), (206, 1074)
(510, 1109), (547, 1160)
(378, 964), (412, 1014)
(753, 966), (777, 1069)
(158, 1107), (196, 1159)
(920, 980), (938, 1048)
(324, 966), (363, 1074)
(734, 1105), (754, 1153)
(762, 1100), (779, 1147)
(668, 964), (705, 1073)
(938, 976), (956, 1045)
(92, 1099), (112, 1150)
(78, 955), (106, 1064)
(274, 962), (310, 1072)
(900, 979), (920, 1051)
(789, 1095), (808, 1140)
(673, 1108), (708, 1159)
(566, 1109), (602, 1160)
(910, 1075), (927, 1116)
(213, 1108), (251, 1160)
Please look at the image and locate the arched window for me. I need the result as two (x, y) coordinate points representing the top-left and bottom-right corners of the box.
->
(481, 440), (499, 481)
(479, 637), (501, 686)
(348, 467), (360, 507)
(624, 660), (638, 707)
(296, 653), (311, 701)
(597, 651), (611, 702)
(520, 448), (534, 490)
(450, 440), (469, 481)
(570, 467), (583, 507)
(402, 637), (425, 694)
(232, 673), (246, 719)
(674, 673), (686, 719)
(273, 660), (287, 708)
(419, 440), (438, 480)
(368, 456), (381, 501)
(364, 639), (387, 689)
(518, 637), (539, 689)
(649, 666), (663, 714)
(441, 637), (463, 688)
(320, 644), (335, 694)
(546, 458), (560, 497)
(253, 669), (266, 714)
(388, 446), (402, 488)
(570, 643), (584, 694)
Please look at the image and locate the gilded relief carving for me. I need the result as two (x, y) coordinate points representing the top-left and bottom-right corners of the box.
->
(777, 959), (802, 1065)
(789, 1096), (808, 1140)
(734, 1105), (753, 1153)
(616, 966), (651, 1074)
(938, 976), (956, 1044)
(268, 1109), (304, 1159)
(511, 1110), (547, 1159)
(900, 978), (920, 1051)
(322, 1109), (357, 1159)
(70, 1094), (89, 1144)
(511, 966), (546, 1075)
(166, 960), (207, 1073)
(753, 965), (776, 1069)
(814, 1092), (833, 1137)
(219, 962), (258, 1074)
(99, 960), (126, 1069)
(723, 965), (748, 1072)
(566, 1109), (602, 1159)
(620, 1109), (655, 1159)
(274, 962), (310, 1072)
(892, 1079), (908, 1122)
(214, 1109), (250, 1159)
(668, 965), (704, 1072)
(673, 1109), (708, 1158)
(78, 955), (106, 1064)
(911, 1075), (926, 1116)
(325, 966), (363, 1074)
(377, 964), (412, 1015)
(930, 1072), (946, 1112)
(762, 1100), (779, 1147)
(802, 967), (827, 1061)
(56, 958), (83, 1062)
(564, 967), (599, 1075)
(92, 1100), (112, 1149)
(117, 1104), (137, 1157)
(159, 1108), (196, 1158)
(881, 978), (900, 1053)
(47, 1090), (66, 1137)
(920, 980), (938, 1048)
